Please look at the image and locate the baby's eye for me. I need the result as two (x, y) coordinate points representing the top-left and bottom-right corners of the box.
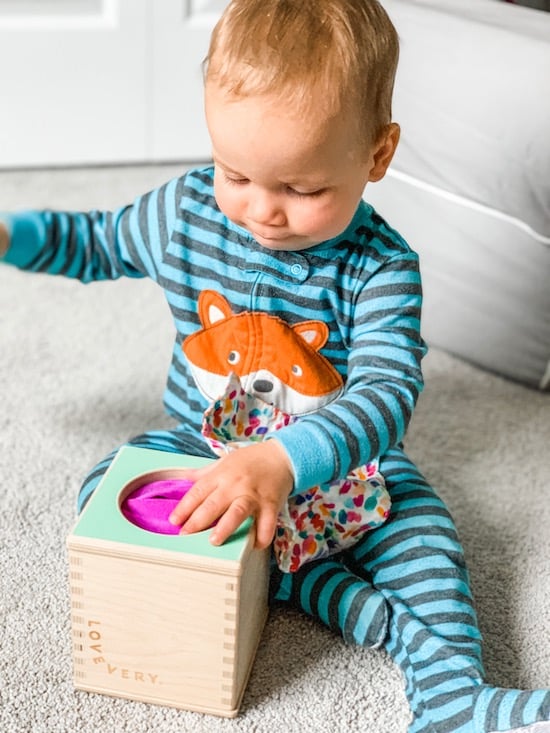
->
(291, 364), (303, 377)
(224, 173), (249, 186)
(286, 186), (326, 198)
(228, 350), (241, 365)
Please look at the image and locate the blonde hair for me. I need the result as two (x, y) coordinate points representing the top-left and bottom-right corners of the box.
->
(204, 0), (399, 149)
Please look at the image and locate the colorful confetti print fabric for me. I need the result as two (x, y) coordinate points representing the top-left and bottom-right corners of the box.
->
(202, 374), (391, 573)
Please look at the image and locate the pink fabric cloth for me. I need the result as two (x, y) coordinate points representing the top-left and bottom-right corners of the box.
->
(121, 479), (196, 535)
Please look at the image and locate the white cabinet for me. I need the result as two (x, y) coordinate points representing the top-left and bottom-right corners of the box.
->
(0, 0), (228, 167)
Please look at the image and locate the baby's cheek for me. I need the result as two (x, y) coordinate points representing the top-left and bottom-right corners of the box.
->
(296, 200), (348, 241)
(213, 183), (241, 225)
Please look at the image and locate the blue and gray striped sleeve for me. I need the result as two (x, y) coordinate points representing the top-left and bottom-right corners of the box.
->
(0, 175), (185, 283)
(273, 248), (426, 495)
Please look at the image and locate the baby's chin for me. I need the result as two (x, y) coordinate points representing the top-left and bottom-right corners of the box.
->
(250, 231), (320, 252)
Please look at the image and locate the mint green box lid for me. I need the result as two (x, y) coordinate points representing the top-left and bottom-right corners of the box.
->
(69, 445), (253, 565)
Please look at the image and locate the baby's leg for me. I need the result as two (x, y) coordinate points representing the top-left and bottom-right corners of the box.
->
(348, 447), (550, 733)
(270, 555), (389, 649)
(77, 427), (214, 512)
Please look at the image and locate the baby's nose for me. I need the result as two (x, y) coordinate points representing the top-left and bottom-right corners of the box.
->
(248, 191), (285, 226)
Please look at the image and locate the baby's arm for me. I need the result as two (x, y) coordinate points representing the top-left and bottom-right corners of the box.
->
(168, 440), (294, 549)
(273, 250), (426, 496)
(0, 174), (184, 282)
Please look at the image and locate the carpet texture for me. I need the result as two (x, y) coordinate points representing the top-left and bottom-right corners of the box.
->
(1, 165), (549, 733)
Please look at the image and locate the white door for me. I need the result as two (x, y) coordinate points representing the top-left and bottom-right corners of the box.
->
(150, 0), (228, 162)
(0, 0), (227, 168)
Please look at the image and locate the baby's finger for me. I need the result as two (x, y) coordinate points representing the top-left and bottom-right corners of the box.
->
(168, 477), (215, 527)
(253, 507), (279, 550)
(209, 496), (256, 546)
(178, 482), (231, 535)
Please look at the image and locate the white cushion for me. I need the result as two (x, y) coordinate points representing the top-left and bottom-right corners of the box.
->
(366, 0), (550, 388)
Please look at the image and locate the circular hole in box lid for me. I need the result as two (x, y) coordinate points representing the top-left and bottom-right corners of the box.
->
(119, 469), (215, 536)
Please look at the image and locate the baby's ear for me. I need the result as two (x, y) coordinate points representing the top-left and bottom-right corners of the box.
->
(368, 123), (400, 183)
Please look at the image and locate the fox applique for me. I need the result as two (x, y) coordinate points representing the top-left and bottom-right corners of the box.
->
(182, 290), (344, 416)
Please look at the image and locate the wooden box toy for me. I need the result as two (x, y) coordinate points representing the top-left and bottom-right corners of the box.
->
(67, 445), (270, 718)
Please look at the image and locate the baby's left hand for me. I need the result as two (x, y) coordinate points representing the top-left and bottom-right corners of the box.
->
(168, 440), (294, 549)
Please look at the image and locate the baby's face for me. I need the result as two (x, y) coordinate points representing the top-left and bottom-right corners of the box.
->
(205, 84), (384, 251)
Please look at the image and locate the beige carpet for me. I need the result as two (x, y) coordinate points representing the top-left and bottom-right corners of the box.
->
(1, 165), (549, 733)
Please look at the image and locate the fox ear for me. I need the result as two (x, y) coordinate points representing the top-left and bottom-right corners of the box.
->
(198, 290), (234, 327)
(292, 320), (329, 352)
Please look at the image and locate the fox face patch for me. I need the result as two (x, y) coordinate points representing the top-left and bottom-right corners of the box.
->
(182, 290), (344, 416)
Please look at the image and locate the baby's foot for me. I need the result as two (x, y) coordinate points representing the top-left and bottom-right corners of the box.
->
(477, 686), (550, 733)
(411, 685), (550, 733)
(492, 724), (550, 733)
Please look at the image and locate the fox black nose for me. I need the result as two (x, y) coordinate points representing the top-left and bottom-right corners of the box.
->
(253, 379), (273, 393)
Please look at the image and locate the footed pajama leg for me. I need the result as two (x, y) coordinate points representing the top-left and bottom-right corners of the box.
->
(346, 448), (550, 733)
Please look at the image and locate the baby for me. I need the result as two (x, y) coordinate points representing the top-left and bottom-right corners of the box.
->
(1, 1), (549, 731)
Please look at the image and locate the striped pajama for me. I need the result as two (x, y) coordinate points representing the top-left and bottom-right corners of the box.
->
(3, 166), (550, 732)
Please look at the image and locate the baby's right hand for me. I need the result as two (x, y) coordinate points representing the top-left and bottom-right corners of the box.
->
(0, 222), (9, 258)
